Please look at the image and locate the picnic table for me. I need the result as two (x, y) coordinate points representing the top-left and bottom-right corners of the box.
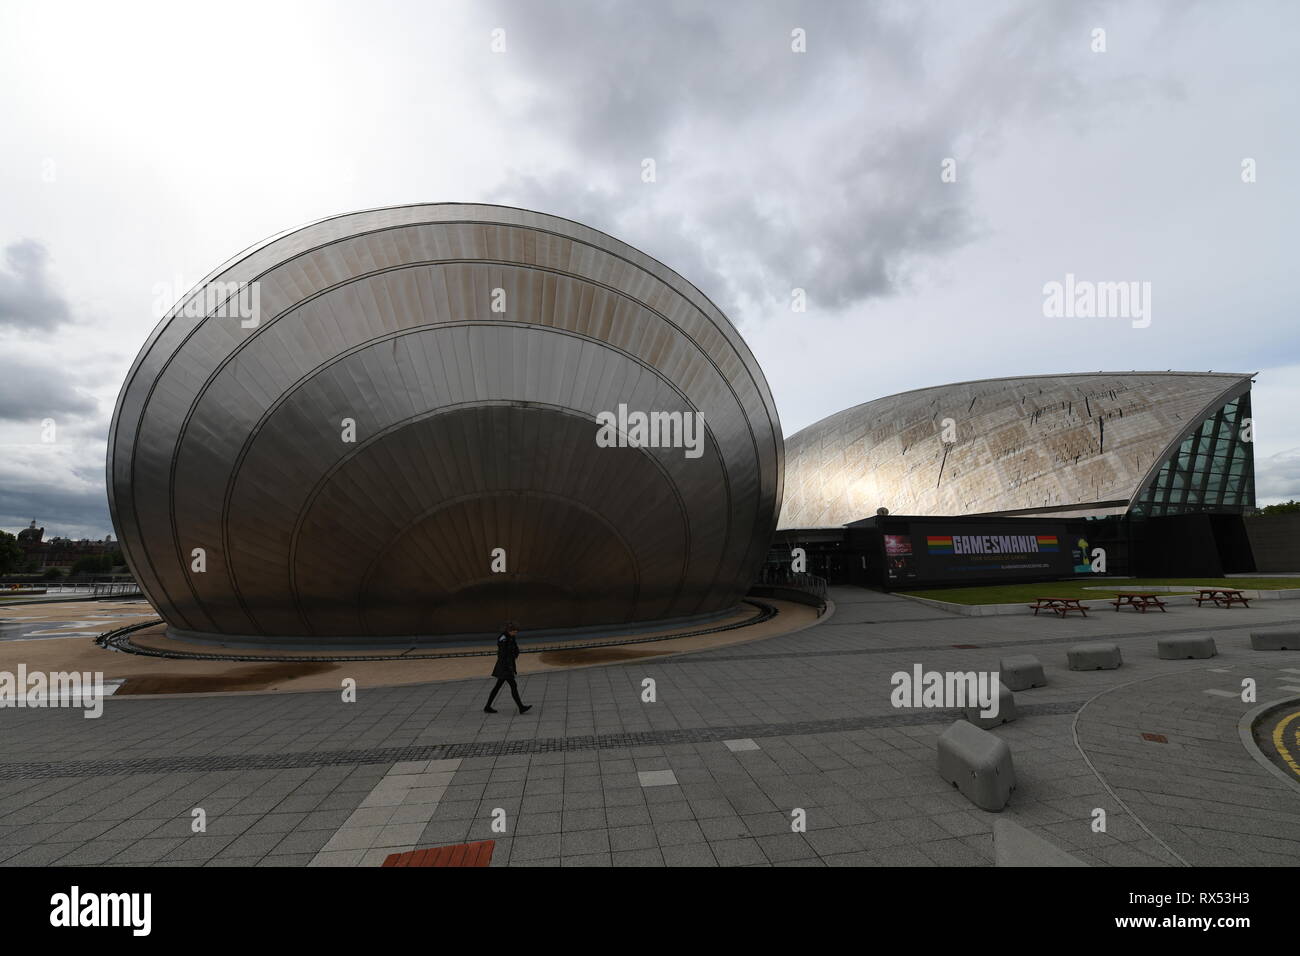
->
(1193, 587), (1250, 608)
(1111, 592), (1167, 613)
(1029, 596), (1089, 617)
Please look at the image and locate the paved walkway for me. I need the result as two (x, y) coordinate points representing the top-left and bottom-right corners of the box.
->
(1, 586), (1297, 866)
(1075, 665), (1300, 866)
(0, 599), (821, 693)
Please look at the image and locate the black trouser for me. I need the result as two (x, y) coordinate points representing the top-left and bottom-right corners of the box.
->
(486, 676), (523, 708)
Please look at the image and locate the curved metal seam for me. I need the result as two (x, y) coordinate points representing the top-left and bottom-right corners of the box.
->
(121, 230), (769, 632)
(353, 488), (647, 635)
(278, 399), (700, 636)
(111, 209), (781, 641)
(213, 322), (722, 633)
(161, 258), (764, 630)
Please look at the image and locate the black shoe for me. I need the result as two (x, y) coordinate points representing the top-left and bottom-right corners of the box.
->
(483, 706), (497, 714)
(518, 704), (533, 714)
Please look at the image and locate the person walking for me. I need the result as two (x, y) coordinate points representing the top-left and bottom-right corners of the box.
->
(484, 621), (532, 714)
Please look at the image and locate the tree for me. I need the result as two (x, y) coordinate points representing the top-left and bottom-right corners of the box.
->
(69, 555), (112, 577)
(1258, 499), (1300, 516)
(0, 531), (22, 575)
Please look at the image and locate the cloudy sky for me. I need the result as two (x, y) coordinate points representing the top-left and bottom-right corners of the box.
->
(1, 0), (1297, 539)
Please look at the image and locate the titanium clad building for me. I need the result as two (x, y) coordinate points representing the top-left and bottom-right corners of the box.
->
(779, 371), (1255, 528)
(107, 204), (783, 643)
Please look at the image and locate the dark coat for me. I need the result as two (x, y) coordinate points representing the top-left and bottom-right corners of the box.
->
(492, 631), (520, 679)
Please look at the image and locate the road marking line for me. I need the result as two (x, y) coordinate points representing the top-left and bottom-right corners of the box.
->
(309, 758), (461, 867)
(1272, 711), (1300, 779)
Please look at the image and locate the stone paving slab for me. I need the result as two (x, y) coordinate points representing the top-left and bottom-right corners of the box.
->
(1, 586), (1298, 866)
(1073, 661), (1300, 867)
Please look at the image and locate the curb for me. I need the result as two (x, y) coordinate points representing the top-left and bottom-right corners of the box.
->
(85, 598), (835, 701)
(1236, 696), (1300, 796)
(893, 588), (1300, 617)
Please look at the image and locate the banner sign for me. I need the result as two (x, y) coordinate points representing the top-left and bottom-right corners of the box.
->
(884, 523), (1087, 584)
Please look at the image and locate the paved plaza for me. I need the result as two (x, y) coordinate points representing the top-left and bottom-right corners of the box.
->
(1, 587), (1299, 867)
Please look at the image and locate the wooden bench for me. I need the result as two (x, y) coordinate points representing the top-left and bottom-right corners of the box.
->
(1111, 592), (1167, 613)
(1193, 588), (1250, 608)
(1029, 597), (1088, 617)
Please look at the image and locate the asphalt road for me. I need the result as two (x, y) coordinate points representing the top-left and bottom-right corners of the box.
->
(1254, 702), (1300, 781)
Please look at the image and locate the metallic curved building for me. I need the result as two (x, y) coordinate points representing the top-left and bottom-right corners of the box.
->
(108, 204), (783, 642)
(779, 371), (1254, 528)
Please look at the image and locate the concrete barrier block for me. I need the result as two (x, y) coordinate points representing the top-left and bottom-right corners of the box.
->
(937, 720), (1016, 812)
(1251, 630), (1299, 650)
(1067, 642), (1122, 671)
(999, 654), (1047, 691)
(963, 681), (1017, 728)
(1157, 635), (1217, 660)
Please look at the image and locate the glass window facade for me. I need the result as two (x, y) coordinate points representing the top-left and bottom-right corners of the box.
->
(1130, 391), (1255, 517)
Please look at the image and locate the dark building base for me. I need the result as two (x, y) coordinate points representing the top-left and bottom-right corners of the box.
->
(772, 511), (1257, 589)
(164, 604), (747, 652)
(1243, 513), (1300, 572)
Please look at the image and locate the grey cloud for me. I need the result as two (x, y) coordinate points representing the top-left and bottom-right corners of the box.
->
(0, 486), (113, 543)
(487, 169), (747, 322)
(481, 0), (923, 166)
(0, 239), (72, 332)
(480, 0), (1156, 315)
(1256, 447), (1300, 504)
(0, 356), (99, 422)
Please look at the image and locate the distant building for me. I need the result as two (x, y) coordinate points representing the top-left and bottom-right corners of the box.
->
(15, 520), (118, 568)
(780, 371), (1254, 526)
(16, 520), (43, 550)
(776, 372), (1257, 585)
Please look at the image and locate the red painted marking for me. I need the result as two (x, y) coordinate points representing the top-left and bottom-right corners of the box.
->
(1141, 732), (1168, 743)
(382, 841), (495, 867)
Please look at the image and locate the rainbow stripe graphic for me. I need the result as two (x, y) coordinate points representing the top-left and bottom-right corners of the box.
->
(1035, 535), (1059, 552)
(926, 536), (954, 554)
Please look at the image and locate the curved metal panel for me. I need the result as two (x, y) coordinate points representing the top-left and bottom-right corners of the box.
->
(108, 204), (783, 641)
(780, 371), (1254, 527)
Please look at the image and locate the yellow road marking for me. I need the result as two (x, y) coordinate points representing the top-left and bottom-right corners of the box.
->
(1273, 711), (1300, 779)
